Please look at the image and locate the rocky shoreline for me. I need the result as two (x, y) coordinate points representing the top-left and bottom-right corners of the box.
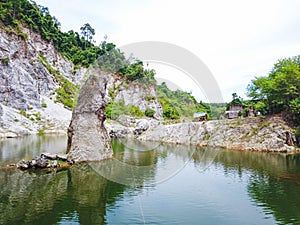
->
(2, 115), (300, 170)
(107, 116), (299, 153)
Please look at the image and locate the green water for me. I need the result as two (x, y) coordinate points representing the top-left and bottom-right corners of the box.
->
(1, 136), (300, 225)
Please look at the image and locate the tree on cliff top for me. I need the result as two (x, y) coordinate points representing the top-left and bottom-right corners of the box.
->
(80, 23), (95, 44)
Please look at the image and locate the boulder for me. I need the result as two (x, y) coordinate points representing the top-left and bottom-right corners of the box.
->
(41, 152), (57, 160)
(116, 115), (136, 127)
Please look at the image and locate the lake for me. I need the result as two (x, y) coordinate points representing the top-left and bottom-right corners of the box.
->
(1, 135), (300, 225)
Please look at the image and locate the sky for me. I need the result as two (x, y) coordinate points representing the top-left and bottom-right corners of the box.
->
(34, 0), (300, 102)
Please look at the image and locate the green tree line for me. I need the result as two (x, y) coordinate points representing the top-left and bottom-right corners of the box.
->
(157, 82), (210, 120)
(247, 56), (300, 125)
(0, 0), (155, 82)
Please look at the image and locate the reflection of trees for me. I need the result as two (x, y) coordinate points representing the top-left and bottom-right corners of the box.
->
(212, 150), (299, 176)
(0, 164), (126, 225)
(108, 139), (196, 186)
(0, 139), (196, 224)
(248, 173), (300, 224)
(206, 149), (300, 224)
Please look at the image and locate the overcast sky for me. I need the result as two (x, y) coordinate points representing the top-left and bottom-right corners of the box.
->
(35, 0), (300, 102)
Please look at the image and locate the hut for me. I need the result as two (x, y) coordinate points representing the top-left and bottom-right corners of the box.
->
(193, 112), (208, 122)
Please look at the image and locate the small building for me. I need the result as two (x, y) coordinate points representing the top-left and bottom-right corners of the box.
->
(224, 110), (240, 119)
(229, 105), (244, 112)
(193, 112), (208, 122)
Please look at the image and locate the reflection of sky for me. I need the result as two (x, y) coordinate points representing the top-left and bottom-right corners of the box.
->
(0, 135), (67, 165)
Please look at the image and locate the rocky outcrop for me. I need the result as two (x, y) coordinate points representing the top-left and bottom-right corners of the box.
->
(0, 26), (84, 109)
(0, 26), (85, 137)
(105, 116), (160, 139)
(106, 75), (163, 119)
(67, 71), (113, 162)
(138, 117), (298, 152)
(17, 153), (71, 170)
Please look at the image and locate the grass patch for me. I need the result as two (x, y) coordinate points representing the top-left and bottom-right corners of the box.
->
(259, 121), (270, 129)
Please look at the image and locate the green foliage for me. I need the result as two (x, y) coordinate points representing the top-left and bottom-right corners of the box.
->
(56, 81), (79, 109)
(108, 83), (119, 101)
(145, 95), (156, 101)
(226, 93), (243, 110)
(238, 110), (243, 117)
(157, 82), (210, 120)
(41, 99), (47, 108)
(37, 128), (45, 136)
(106, 101), (145, 119)
(119, 60), (156, 82)
(19, 109), (27, 117)
(38, 55), (57, 75)
(34, 112), (41, 120)
(38, 55), (79, 108)
(145, 108), (155, 117)
(1, 57), (9, 65)
(129, 105), (144, 118)
(0, 0), (158, 83)
(247, 56), (300, 125)
(208, 103), (226, 120)
(80, 23), (95, 43)
(0, 0), (108, 67)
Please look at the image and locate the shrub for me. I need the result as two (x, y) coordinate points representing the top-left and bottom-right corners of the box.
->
(145, 95), (156, 101)
(145, 108), (155, 117)
(129, 105), (144, 118)
(38, 129), (45, 136)
(35, 112), (41, 120)
(41, 99), (47, 108)
(19, 110), (27, 117)
(106, 101), (145, 119)
(1, 57), (9, 66)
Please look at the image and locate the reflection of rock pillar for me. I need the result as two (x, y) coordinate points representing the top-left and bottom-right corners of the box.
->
(67, 71), (113, 162)
(69, 164), (107, 225)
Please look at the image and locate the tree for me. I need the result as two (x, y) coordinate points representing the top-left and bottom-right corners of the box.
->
(226, 92), (243, 110)
(247, 56), (300, 124)
(80, 23), (95, 43)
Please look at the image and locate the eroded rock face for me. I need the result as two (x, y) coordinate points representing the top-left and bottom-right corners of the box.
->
(0, 26), (85, 137)
(67, 71), (113, 162)
(0, 27), (84, 110)
(138, 117), (298, 152)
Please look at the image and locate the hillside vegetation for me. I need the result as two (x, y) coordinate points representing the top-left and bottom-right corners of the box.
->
(157, 82), (210, 120)
(0, 0), (211, 120)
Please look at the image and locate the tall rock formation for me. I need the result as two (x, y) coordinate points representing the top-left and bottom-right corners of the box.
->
(67, 70), (113, 162)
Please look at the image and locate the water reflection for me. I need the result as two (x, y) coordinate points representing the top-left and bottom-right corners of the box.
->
(210, 150), (300, 224)
(98, 139), (199, 186)
(0, 164), (127, 225)
(0, 137), (300, 224)
(0, 135), (67, 166)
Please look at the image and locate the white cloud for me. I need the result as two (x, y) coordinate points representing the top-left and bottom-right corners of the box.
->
(35, 0), (300, 102)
